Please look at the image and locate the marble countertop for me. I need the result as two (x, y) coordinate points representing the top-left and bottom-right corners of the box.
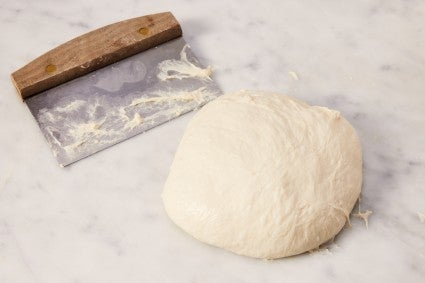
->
(1, 0), (424, 282)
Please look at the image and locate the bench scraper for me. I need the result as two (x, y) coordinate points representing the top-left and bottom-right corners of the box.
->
(11, 12), (221, 167)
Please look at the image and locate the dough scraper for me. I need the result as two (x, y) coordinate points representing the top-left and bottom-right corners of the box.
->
(11, 12), (221, 167)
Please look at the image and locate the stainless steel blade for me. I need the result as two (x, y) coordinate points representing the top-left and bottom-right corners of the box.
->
(25, 37), (222, 166)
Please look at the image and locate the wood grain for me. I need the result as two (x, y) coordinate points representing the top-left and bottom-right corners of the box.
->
(11, 12), (182, 100)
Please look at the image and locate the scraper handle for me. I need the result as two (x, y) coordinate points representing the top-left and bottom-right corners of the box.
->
(11, 12), (182, 100)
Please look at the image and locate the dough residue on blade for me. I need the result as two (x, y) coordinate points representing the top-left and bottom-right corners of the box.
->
(37, 87), (219, 161)
(157, 45), (212, 81)
(162, 90), (363, 259)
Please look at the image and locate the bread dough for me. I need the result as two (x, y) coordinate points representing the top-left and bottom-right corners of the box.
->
(162, 90), (362, 259)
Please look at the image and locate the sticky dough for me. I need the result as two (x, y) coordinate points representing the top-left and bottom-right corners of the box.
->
(162, 90), (362, 259)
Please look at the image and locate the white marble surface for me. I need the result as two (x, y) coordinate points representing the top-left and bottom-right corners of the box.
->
(1, 0), (424, 282)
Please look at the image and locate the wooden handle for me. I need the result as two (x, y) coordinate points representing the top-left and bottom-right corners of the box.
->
(11, 12), (182, 100)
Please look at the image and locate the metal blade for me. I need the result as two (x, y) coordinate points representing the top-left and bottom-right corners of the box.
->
(25, 37), (222, 166)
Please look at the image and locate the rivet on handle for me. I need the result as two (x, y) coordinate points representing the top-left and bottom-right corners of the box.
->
(138, 27), (149, 35)
(45, 64), (57, 74)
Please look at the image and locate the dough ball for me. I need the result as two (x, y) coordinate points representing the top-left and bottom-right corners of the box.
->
(162, 90), (362, 259)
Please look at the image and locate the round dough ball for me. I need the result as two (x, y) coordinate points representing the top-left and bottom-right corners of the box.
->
(162, 90), (362, 259)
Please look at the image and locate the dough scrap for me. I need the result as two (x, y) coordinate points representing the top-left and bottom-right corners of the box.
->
(352, 210), (373, 228)
(162, 90), (362, 259)
(418, 212), (425, 223)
